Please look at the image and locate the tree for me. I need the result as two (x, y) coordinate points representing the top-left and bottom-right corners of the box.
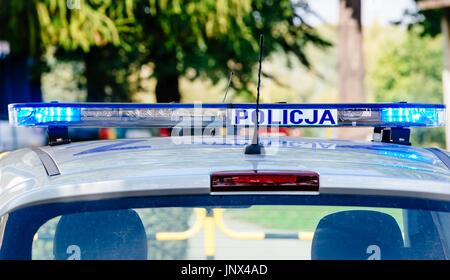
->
(400, 1), (450, 148)
(399, 0), (443, 37)
(369, 27), (445, 147)
(337, 0), (367, 140)
(35, 0), (136, 102)
(338, 0), (364, 103)
(132, 0), (331, 102)
(0, 0), (134, 116)
(2, 1), (330, 104)
(0, 1), (44, 119)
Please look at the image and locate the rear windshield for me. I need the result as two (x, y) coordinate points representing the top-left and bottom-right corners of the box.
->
(32, 205), (450, 260)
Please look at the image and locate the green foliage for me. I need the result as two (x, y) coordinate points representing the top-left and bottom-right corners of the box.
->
(369, 27), (445, 147)
(0, 0), (136, 87)
(231, 206), (403, 231)
(0, 0), (42, 56)
(371, 28), (443, 103)
(137, 208), (192, 260)
(82, 45), (139, 102)
(2, 0), (330, 102)
(133, 0), (331, 95)
(38, 0), (135, 51)
(403, 0), (443, 37)
(414, 8), (442, 37)
(0, 0), (134, 56)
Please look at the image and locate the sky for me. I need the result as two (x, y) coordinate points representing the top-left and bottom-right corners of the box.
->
(306, 0), (417, 26)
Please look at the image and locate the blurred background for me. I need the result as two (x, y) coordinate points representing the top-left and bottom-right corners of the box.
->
(1, 0), (449, 151)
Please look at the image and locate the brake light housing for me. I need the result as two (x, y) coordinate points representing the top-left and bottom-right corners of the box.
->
(210, 171), (319, 193)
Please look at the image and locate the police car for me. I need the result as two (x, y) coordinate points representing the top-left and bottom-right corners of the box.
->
(0, 102), (450, 260)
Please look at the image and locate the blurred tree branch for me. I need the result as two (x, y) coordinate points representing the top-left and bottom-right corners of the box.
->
(1, 0), (331, 103)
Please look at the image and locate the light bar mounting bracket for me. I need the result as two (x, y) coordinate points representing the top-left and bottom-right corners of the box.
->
(373, 127), (411, 146)
(47, 126), (70, 146)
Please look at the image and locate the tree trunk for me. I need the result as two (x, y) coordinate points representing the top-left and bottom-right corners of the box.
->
(85, 48), (107, 102)
(84, 46), (133, 102)
(0, 55), (31, 120)
(30, 75), (43, 102)
(155, 73), (181, 103)
(338, 0), (369, 140)
(339, 0), (364, 101)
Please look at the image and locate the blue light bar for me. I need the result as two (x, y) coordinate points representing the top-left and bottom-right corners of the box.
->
(8, 102), (446, 128)
(380, 107), (440, 124)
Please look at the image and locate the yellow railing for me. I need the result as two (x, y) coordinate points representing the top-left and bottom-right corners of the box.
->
(153, 208), (206, 241)
(214, 209), (265, 240)
(150, 208), (314, 259)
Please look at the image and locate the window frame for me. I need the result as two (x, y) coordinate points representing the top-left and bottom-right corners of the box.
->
(1, 194), (450, 260)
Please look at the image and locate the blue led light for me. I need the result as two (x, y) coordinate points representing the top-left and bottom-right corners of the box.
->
(381, 107), (439, 125)
(377, 150), (433, 164)
(15, 106), (81, 126)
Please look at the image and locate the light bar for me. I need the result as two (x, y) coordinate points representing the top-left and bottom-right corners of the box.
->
(8, 103), (446, 128)
(210, 171), (320, 192)
(9, 103), (224, 128)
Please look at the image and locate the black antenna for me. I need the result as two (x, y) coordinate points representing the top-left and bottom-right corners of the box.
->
(222, 71), (234, 103)
(245, 34), (265, 155)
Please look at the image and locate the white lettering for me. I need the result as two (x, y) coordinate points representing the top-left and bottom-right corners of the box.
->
(367, 245), (381, 260)
(66, 245), (81, 260)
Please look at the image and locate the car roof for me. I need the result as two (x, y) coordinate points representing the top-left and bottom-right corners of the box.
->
(1, 136), (450, 216)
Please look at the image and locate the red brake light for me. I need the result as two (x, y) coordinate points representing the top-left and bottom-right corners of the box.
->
(211, 171), (319, 193)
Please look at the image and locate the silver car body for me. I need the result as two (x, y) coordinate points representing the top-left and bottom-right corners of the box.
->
(1, 136), (450, 216)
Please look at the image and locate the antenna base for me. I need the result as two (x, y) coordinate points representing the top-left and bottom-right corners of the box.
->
(244, 144), (264, 155)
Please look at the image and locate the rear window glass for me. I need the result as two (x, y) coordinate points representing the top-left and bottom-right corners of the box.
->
(32, 205), (449, 260)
